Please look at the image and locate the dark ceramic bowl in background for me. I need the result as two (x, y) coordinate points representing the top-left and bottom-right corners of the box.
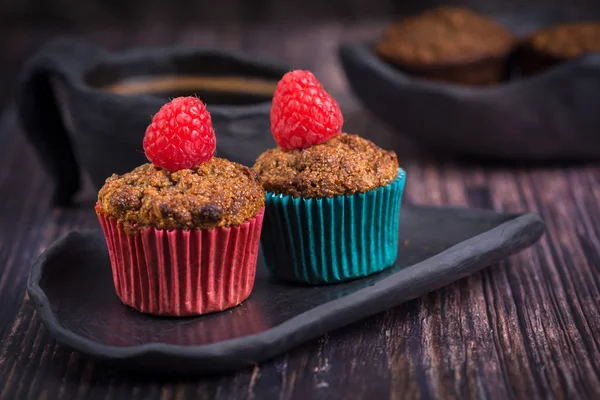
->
(339, 11), (600, 162)
(17, 38), (290, 205)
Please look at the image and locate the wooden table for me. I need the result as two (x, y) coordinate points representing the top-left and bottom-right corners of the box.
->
(1, 21), (600, 400)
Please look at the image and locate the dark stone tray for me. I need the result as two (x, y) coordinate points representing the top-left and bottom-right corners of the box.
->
(27, 205), (544, 375)
(338, 11), (600, 162)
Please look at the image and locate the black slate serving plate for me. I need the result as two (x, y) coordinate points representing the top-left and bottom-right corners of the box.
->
(28, 205), (544, 374)
(339, 10), (600, 162)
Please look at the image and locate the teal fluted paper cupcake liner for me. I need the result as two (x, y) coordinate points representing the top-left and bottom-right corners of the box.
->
(260, 169), (406, 284)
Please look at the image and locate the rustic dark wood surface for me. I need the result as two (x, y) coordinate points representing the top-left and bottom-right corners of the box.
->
(1, 19), (600, 400)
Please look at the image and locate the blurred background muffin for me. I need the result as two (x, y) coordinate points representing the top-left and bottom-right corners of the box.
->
(519, 21), (600, 76)
(375, 7), (516, 85)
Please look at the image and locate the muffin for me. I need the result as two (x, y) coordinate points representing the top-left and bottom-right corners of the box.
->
(375, 7), (516, 85)
(519, 22), (600, 76)
(254, 70), (406, 284)
(96, 96), (265, 316)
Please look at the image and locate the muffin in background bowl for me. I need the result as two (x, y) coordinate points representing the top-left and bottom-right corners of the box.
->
(375, 7), (516, 85)
(519, 22), (600, 76)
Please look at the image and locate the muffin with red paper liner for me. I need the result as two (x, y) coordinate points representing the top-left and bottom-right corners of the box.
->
(254, 70), (406, 284)
(96, 96), (265, 316)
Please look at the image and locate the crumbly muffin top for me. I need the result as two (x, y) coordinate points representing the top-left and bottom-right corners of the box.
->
(97, 157), (265, 232)
(375, 7), (515, 67)
(528, 22), (600, 59)
(253, 133), (399, 198)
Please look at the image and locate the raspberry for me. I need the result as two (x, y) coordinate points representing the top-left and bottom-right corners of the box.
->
(270, 70), (343, 151)
(143, 96), (216, 171)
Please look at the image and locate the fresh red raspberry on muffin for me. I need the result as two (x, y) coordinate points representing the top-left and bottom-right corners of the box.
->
(143, 96), (216, 171)
(270, 70), (343, 151)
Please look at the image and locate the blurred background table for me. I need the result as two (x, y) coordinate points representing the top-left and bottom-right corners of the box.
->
(1, 1), (600, 399)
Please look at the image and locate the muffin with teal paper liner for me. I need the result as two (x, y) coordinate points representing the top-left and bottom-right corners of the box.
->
(253, 70), (406, 284)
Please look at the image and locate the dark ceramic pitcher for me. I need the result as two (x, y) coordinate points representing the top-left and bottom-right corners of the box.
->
(17, 38), (289, 205)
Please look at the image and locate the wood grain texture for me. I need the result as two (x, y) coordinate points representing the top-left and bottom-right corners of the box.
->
(1, 18), (600, 400)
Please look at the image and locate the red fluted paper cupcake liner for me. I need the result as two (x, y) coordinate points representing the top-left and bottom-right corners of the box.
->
(96, 205), (265, 317)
